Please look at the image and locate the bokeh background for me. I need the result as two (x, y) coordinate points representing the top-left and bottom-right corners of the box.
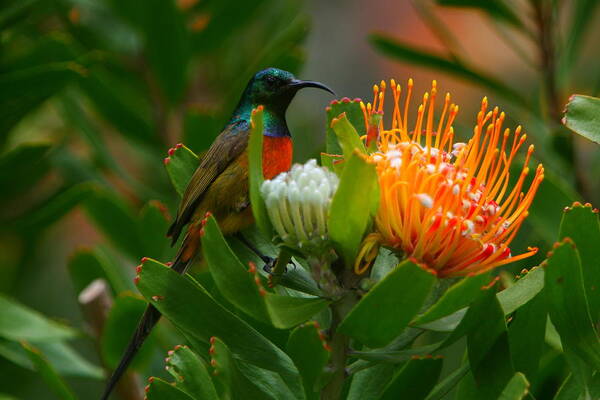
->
(1, 0), (598, 398)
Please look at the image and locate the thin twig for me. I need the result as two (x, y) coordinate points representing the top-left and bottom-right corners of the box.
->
(79, 279), (144, 400)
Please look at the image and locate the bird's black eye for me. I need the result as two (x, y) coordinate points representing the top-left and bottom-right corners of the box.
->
(266, 75), (277, 86)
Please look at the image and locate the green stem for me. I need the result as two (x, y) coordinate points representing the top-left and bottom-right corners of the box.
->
(267, 248), (292, 288)
(321, 293), (358, 400)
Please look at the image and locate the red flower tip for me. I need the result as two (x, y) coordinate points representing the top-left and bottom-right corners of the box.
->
(175, 143), (183, 149)
(134, 276), (140, 285)
(325, 106), (332, 112)
(353, 97), (362, 102)
(163, 157), (170, 165)
(141, 257), (149, 263)
(248, 261), (256, 273)
(199, 228), (205, 237)
(148, 377), (154, 383)
(167, 350), (174, 356)
(210, 336), (216, 344)
(168, 148), (175, 156)
(204, 211), (212, 218)
(329, 99), (339, 106)
(166, 261), (173, 267)
(136, 265), (142, 273)
(151, 295), (163, 302)
(144, 385), (150, 393)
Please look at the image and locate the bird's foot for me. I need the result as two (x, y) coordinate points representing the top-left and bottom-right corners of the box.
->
(262, 256), (296, 275)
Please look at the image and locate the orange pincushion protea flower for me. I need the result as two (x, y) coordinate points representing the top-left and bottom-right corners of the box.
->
(356, 80), (544, 278)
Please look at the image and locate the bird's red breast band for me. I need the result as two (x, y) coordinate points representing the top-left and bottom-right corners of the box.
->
(262, 136), (293, 179)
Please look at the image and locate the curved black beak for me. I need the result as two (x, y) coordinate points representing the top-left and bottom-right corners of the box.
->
(289, 79), (335, 96)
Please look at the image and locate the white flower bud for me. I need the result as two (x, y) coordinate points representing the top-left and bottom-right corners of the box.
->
(260, 159), (339, 253)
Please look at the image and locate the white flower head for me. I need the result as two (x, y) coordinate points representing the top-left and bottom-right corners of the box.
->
(261, 159), (339, 253)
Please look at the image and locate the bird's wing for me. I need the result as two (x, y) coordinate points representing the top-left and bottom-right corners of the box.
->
(167, 119), (250, 243)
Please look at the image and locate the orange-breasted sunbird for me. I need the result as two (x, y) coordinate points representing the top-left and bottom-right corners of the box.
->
(100, 68), (334, 399)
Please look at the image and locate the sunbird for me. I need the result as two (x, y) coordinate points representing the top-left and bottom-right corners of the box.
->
(100, 68), (334, 399)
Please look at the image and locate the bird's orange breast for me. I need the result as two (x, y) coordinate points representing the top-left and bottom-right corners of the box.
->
(262, 135), (293, 179)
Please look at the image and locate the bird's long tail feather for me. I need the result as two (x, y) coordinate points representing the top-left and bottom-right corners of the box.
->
(100, 255), (189, 400)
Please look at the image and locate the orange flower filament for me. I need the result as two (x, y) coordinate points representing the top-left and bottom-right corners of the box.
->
(356, 79), (544, 277)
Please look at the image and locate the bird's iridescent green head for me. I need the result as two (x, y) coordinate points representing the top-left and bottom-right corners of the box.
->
(238, 68), (334, 115)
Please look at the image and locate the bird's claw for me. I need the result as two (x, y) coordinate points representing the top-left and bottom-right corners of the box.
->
(262, 257), (296, 275)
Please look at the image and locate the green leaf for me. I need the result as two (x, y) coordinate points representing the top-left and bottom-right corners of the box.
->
(413, 273), (490, 326)
(101, 295), (155, 370)
(328, 152), (377, 267)
(203, 216), (328, 328)
(508, 292), (546, 379)
(182, 108), (221, 154)
(287, 322), (330, 399)
(498, 372), (530, 400)
(347, 364), (395, 400)
(560, 203), (600, 323)
(105, 0), (190, 103)
(165, 345), (218, 400)
(83, 185), (145, 259)
(78, 67), (156, 147)
(248, 106), (273, 238)
(0, 144), (51, 200)
(0, 0), (44, 30)
(210, 337), (297, 400)
(265, 295), (329, 330)
(202, 216), (270, 322)
(563, 94), (600, 144)
(164, 144), (199, 197)
(324, 98), (365, 169)
(138, 200), (173, 260)
(497, 266), (545, 315)
(141, 0), (190, 103)
(146, 377), (194, 400)
(466, 281), (514, 398)
(338, 260), (436, 347)
(10, 184), (93, 234)
(380, 358), (443, 400)
(435, 0), (523, 28)
(329, 112), (367, 162)
(419, 267), (545, 333)
(67, 247), (133, 296)
(544, 239), (600, 370)
(0, 294), (77, 342)
(560, 1), (600, 78)
(21, 342), (77, 400)
(424, 363), (470, 400)
(369, 34), (527, 107)
(554, 374), (581, 400)
(526, 163), (580, 244)
(351, 342), (441, 363)
(0, 339), (103, 379)
(0, 62), (82, 142)
(136, 259), (304, 397)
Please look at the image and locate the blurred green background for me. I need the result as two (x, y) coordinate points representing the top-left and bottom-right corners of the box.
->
(1, 0), (598, 398)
